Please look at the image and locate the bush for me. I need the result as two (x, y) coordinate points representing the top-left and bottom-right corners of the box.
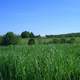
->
(28, 38), (35, 45)
(3, 32), (19, 45)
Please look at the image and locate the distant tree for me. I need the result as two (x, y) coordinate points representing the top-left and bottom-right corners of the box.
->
(21, 31), (30, 38)
(46, 35), (54, 38)
(35, 35), (41, 38)
(3, 32), (18, 45)
(28, 38), (35, 45)
(21, 31), (35, 38)
(0, 36), (3, 45)
(29, 32), (35, 38)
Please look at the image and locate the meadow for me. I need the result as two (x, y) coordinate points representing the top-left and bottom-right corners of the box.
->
(0, 44), (80, 80)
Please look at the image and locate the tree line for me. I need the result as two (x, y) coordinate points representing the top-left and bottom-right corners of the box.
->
(0, 31), (79, 46)
(0, 31), (37, 46)
(46, 33), (80, 38)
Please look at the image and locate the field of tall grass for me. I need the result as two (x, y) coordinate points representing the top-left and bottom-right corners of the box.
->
(0, 44), (80, 80)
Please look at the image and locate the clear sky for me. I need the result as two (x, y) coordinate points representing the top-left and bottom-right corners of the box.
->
(0, 0), (80, 35)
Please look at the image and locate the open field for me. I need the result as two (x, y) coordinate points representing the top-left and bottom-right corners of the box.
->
(0, 44), (80, 80)
(1, 0), (80, 80)
(19, 37), (80, 45)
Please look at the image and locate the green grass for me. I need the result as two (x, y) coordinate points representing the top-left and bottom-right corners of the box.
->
(18, 37), (80, 45)
(0, 44), (80, 80)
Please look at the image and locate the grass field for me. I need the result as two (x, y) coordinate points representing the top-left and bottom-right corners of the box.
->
(0, 44), (80, 80)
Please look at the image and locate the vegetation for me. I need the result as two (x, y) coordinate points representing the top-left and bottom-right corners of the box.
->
(46, 33), (80, 38)
(28, 38), (35, 45)
(21, 31), (35, 38)
(0, 44), (80, 80)
(2, 32), (19, 45)
(0, 31), (80, 80)
(0, 31), (80, 45)
(0, 36), (3, 45)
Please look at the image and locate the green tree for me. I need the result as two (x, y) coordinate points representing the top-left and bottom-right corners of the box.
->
(21, 31), (30, 38)
(30, 32), (35, 38)
(21, 31), (35, 38)
(3, 32), (18, 45)
(0, 36), (3, 45)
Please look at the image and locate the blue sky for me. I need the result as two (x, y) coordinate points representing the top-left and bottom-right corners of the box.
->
(0, 0), (80, 35)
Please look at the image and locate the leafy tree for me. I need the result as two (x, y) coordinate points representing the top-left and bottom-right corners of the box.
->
(21, 31), (30, 38)
(0, 36), (3, 45)
(3, 32), (18, 45)
(29, 32), (35, 38)
(21, 31), (35, 38)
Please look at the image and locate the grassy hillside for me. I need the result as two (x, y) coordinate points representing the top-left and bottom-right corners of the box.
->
(19, 37), (80, 45)
(0, 44), (80, 80)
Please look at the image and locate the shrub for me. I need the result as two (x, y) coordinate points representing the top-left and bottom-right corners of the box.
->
(28, 38), (35, 45)
(3, 32), (19, 45)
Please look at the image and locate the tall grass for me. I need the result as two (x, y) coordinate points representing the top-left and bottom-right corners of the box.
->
(0, 44), (80, 80)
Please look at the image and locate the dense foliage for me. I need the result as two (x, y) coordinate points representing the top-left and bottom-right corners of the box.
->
(28, 38), (35, 45)
(2, 32), (19, 45)
(0, 36), (3, 45)
(21, 31), (35, 38)
(0, 44), (80, 80)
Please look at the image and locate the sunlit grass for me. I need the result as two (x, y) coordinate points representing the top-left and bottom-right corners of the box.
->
(0, 44), (80, 80)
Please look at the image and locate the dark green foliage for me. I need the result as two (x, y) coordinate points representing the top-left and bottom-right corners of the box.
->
(28, 38), (35, 45)
(21, 31), (30, 38)
(21, 31), (35, 38)
(2, 32), (19, 45)
(0, 36), (3, 45)
(30, 32), (35, 38)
